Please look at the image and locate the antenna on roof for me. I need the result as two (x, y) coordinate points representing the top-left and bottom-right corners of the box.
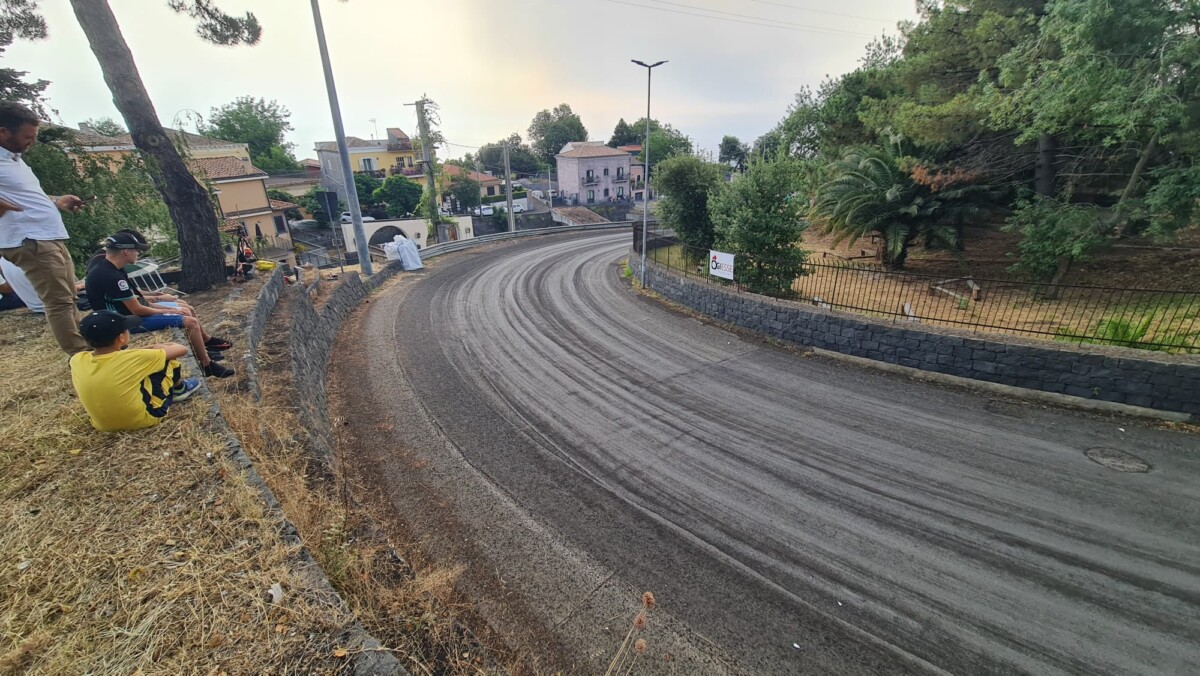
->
(369, 117), (377, 140)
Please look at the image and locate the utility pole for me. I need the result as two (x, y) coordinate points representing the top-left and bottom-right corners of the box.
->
(408, 97), (441, 242)
(503, 142), (515, 233)
(309, 0), (371, 276)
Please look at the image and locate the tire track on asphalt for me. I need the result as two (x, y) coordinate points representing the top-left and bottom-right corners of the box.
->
(390, 232), (1200, 674)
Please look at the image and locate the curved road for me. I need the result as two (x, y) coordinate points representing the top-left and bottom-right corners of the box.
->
(338, 232), (1200, 674)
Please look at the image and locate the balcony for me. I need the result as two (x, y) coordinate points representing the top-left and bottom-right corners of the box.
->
(386, 140), (414, 153)
(583, 174), (600, 186)
(612, 174), (628, 183)
(355, 169), (387, 179)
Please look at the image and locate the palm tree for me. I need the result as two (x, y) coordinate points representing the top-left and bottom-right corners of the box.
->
(814, 145), (984, 270)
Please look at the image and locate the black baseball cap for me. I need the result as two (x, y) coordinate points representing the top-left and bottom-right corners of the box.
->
(80, 310), (142, 346)
(104, 231), (149, 251)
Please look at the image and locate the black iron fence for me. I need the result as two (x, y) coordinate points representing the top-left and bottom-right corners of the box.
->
(636, 228), (1200, 353)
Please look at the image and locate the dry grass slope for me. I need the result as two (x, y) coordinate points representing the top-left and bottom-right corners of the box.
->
(0, 312), (353, 674)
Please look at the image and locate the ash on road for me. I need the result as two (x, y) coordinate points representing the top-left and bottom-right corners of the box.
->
(332, 231), (1200, 674)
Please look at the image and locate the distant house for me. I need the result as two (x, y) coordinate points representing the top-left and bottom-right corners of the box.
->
(555, 144), (632, 206)
(441, 163), (504, 199)
(616, 144), (642, 156)
(315, 127), (420, 200)
(189, 156), (297, 250)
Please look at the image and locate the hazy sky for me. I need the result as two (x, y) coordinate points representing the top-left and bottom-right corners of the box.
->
(10, 0), (917, 163)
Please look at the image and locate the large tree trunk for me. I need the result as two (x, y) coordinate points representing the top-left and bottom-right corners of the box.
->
(69, 0), (226, 293)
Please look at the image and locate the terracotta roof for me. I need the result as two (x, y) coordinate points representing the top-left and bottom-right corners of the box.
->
(301, 158), (320, 168)
(314, 136), (384, 152)
(617, 144), (642, 152)
(269, 198), (299, 211)
(557, 145), (632, 159)
(61, 126), (245, 150)
(386, 127), (410, 141)
(189, 155), (268, 181)
(442, 163), (502, 185)
(220, 218), (242, 234)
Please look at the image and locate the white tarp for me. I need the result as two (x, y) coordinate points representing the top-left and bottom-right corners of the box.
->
(709, 250), (735, 280)
(393, 235), (424, 270)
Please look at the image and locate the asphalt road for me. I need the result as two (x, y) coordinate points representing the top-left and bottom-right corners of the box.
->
(345, 231), (1200, 674)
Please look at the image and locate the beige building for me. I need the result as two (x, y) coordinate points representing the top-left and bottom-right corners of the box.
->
(67, 126), (296, 251)
(188, 156), (296, 250)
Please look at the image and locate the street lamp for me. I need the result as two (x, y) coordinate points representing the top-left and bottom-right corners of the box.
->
(632, 59), (666, 288)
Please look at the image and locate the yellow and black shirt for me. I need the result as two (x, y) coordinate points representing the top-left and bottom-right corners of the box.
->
(70, 348), (180, 432)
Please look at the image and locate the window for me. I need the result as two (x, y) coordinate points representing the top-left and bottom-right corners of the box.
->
(617, 167), (624, 178)
(274, 215), (287, 234)
(361, 157), (375, 171)
(617, 187), (624, 198)
(603, 168), (609, 176)
(603, 188), (610, 198)
(407, 156), (414, 167)
(587, 190), (595, 203)
(586, 169), (594, 179)
(487, 186), (496, 196)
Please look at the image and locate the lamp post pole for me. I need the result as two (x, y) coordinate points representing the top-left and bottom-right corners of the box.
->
(310, 0), (371, 275)
(632, 59), (666, 288)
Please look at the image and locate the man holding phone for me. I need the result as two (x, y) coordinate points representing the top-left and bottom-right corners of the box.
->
(0, 101), (90, 354)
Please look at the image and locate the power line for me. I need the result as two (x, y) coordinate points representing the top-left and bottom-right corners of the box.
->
(743, 0), (891, 24)
(643, 0), (875, 35)
(598, 0), (874, 38)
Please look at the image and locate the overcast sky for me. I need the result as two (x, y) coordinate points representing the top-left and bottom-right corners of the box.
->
(10, 0), (917, 164)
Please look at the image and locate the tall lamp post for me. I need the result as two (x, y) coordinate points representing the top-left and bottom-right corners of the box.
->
(632, 59), (666, 288)
(310, 0), (372, 275)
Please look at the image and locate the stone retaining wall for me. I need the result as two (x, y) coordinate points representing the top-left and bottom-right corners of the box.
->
(632, 254), (1200, 417)
(289, 262), (404, 460)
(243, 268), (285, 402)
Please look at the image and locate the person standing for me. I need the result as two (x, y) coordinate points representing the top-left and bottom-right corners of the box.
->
(0, 101), (89, 354)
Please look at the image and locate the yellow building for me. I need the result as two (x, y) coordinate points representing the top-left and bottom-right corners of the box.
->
(314, 127), (420, 200)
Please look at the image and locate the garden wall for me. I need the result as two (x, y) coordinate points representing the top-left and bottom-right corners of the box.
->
(632, 254), (1200, 417)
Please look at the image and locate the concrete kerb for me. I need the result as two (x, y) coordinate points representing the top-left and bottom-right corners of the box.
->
(168, 293), (405, 675)
(630, 250), (1198, 422)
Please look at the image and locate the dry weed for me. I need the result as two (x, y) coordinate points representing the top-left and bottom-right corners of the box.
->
(210, 292), (492, 675)
(0, 312), (352, 674)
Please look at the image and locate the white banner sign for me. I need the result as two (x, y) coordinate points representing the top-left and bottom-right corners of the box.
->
(709, 250), (735, 280)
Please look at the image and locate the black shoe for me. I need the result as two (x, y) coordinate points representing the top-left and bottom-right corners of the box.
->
(207, 350), (225, 362)
(203, 361), (235, 378)
(204, 336), (232, 351)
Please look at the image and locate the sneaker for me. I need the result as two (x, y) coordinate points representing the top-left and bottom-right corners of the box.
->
(204, 336), (233, 351)
(203, 361), (235, 378)
(206, 350), (225, 362)
(171, 378), (202, 402)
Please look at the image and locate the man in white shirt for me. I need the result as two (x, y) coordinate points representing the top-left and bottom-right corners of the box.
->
(0, 101), (89, 353)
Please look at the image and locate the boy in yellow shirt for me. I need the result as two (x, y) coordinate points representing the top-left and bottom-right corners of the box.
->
(69, 310), (201, 432)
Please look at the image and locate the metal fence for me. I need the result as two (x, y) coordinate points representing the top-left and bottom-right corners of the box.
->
(640, 229), (1200, 353)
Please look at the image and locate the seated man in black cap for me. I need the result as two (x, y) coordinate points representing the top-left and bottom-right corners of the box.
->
(84, 231), (234, 378)
(69, 310), (201, 432)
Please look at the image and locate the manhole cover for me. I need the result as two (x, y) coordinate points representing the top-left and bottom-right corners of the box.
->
(1084, 447), (1151, 473)
(985, 400), (1027, 419)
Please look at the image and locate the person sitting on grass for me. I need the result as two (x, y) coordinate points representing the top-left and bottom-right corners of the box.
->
(84, 232), (234, 378)
(96, 229), (199, 318)
(69, 310), (201, 432)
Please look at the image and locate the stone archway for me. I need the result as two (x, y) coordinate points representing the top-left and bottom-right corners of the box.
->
(368, 226), (404, 247)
